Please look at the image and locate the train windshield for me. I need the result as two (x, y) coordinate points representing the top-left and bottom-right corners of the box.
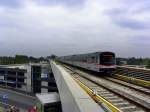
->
(100, 52), (115, 65)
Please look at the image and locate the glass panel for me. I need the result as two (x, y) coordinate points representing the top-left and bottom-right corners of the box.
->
(100, 53), (115, 65)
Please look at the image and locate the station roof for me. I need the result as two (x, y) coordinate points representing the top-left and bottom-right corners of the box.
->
(36, 92), (60, 105)
(0, 64), (27, 72)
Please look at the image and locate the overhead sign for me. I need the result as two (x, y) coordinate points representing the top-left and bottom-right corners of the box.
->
(3, 94), (8, 99)
(41, 73), (48, 79)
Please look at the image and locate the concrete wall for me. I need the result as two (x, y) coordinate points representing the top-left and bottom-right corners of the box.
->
(51, 61), (104, 112)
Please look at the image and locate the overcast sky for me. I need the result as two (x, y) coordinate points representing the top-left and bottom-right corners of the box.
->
(0, 0), (149, 57)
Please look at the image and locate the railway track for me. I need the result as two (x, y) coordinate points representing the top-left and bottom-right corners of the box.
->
(103, 77), (150, 95)
(114, 67), (150, 81)
(63, 65), (150, 112)
(111, 74), (150, 89)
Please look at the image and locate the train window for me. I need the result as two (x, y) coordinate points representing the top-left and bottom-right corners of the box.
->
(92, 56), (96, 63)
(100, 53), (115, 65)
(87, 56), (96, 63)
(81, 56), (86, 62)
(75, 57), (77, 61)
(95, 56), (98, 63)
(77, 56), (80, 61)
(86, 57), (88, 62)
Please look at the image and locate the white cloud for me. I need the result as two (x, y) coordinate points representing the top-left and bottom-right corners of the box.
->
(0, 0), (149, 57)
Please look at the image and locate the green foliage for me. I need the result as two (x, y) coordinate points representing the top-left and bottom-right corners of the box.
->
(0, 57), (14, 65)
(29, 56), (39, 63)
(14, 55), (29, 64)
(127, 57), (143, 65)
(116, 57), (150, 68)
(50, 54), (57, 59)
(0, 55), (48, 65)
(147, 60), (150, 68)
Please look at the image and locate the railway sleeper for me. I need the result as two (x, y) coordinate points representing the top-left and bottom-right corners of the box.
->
(119, 106), (141, 112)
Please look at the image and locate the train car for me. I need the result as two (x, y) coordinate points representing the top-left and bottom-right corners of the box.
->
(58, 51), (116, 73)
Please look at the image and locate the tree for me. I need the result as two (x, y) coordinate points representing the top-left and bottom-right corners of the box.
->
(50, 54), (57, 59)
(147, 60), (150, 69)
(14, 55), (29, 64)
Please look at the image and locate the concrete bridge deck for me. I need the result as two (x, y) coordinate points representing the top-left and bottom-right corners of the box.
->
(50, 61), (105, 112)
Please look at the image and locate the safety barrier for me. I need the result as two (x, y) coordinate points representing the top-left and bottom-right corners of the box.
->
(50, 61), (104, 112)
(113, 74), (150, 87)
(73, 78), (122, 112)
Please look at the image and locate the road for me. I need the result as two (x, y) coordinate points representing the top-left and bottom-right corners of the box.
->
(0, 87), (37, 111)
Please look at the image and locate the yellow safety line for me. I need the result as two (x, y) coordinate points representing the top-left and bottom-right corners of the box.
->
(73, 78), (122, 112)
(114, 74), (150, 87)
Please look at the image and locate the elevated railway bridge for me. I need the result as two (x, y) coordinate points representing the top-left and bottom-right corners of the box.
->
(50, 61), (150, 112)
(0, 61), (150, 112)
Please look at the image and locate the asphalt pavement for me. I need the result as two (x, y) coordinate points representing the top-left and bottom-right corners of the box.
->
(0, 87), (37, 111)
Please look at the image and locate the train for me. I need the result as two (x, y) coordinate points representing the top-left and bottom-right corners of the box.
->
(58, 51), (116, 73)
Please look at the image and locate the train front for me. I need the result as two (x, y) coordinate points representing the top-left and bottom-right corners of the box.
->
(99, 52), (116, 73)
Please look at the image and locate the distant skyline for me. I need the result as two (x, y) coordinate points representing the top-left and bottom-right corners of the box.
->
(0, 0), (150, 57)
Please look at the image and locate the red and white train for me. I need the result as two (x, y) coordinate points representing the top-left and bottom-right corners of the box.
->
(58, 51), (116, 73)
